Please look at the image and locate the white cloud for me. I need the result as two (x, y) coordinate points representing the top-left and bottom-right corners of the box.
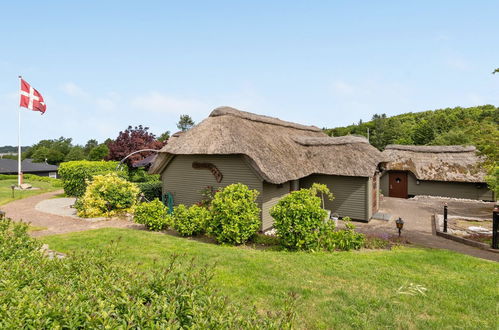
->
(60, 82), (88, 98)
(131, 91), (206, 115)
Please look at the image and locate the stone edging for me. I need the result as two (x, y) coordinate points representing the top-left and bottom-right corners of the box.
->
(431, 214), (499, 254)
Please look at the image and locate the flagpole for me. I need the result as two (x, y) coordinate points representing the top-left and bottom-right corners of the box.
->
(18, 76), (22, 186)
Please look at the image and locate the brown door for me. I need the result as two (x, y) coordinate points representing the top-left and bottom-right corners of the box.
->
(388, 171), (408, 198)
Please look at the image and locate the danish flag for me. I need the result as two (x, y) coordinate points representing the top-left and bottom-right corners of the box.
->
(19, 78), (46, 114)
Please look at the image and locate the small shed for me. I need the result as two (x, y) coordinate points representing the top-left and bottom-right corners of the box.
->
(150, 107), (382, 230)
(380, 145), (493, 201)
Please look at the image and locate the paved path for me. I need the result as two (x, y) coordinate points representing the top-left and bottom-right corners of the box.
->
(0, 190), (141, 237)
(354, 197), (499, 262)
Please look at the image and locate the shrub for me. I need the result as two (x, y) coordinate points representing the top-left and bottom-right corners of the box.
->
(137, 181), (162, 200)
(58, 160), (125, 197)
(0, 174), (62, 187)
(134, 199), (172, 231)
(173, 204), (211, 236)
(0, 217), (295, 328)
(271, 189), (327, 250)
(321, 218), (365, 251)
(76, 173), (140, 218)
(208, 183), (261, 245)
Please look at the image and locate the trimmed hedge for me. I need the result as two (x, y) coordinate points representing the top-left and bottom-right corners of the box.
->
(134, 199), (172, 231)
(208, 183), (261, 245)
(0, 218), (295, 328)
(58, 160), (125, 197)
(137, 181), (162, 201)
(172, 204), (210, 236)
(0, 174), (61, 187)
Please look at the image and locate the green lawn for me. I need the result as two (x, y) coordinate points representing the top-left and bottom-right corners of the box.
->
(43, 228), (499, 329)
(0, 179), (60, 206)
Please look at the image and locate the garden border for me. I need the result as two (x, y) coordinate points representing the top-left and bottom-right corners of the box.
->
(431, 214), (499, 253)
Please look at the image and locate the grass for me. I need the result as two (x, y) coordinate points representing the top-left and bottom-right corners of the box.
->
(0, 179), (60, 206)
(43, 228), (499, 329)
(28, 225), (48, 232)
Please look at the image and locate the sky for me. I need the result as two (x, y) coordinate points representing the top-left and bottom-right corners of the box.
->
(0, 1), (498, 146)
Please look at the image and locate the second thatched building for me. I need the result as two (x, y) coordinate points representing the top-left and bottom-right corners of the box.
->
(150, 107), (383, 230)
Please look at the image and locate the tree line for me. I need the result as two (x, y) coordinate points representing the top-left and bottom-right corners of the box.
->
(1, 114), (196, 166)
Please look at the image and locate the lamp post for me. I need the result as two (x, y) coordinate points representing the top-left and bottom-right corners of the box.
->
(396, 217), (404, 237)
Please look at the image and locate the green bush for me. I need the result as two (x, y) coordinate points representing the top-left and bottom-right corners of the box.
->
(134, 199), (172, 231)
(137, 181), (162, 200)
(0, 217), (295, 328)
(173, 204), (210, 236)
(0, 174), (61, 187)
(320, 218), (365, 251)
(271, 189), (327, 250)
(208, 183), (261, 245)
(58, 160), (125, 197)
(76, 173), (140, 218)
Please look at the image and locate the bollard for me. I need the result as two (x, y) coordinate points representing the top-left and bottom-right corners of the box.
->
(492, 205), (499, 250)
(443, 203), (448, 233)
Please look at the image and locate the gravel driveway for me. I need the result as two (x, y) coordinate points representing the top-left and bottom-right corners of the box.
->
(0, 190), (141, 237)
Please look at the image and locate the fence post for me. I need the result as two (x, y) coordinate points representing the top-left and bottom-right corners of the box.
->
(443, 203), (448, 233)
(492, 204), (499, 250)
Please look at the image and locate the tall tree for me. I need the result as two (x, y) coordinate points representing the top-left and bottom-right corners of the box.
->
(176, 115), (195, 131)
(64, 146), (86, 161)
(87, 144), (109, 161)
(158, 131), (170, 142)
(84, 139), (99, 155)
(106, 125), (164, 167)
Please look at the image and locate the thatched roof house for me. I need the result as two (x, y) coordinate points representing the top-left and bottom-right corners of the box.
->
(151, 107), (383, 229)
(380, 145), (493, 200)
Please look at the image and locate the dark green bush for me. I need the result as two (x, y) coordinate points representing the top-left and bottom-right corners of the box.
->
(134, 199), (172, 231)
(58, 160), (125, 197)
(172, 204), (210, 236)
(208, 183), (261, 245)
(271, 189), (327, 251)
(137, 181), (162, 200)
(0, 217), (295, 328)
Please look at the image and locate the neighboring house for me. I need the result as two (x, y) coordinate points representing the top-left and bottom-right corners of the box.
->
(0, 158), (59, 178)
(380, 145), (493, 201)
(149, 107), (383, 230)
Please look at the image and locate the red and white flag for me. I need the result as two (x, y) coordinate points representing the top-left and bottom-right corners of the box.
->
(19, 78), (46, 114)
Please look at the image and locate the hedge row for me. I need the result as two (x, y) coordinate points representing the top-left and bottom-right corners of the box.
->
(58, 160), (125, 197)
(0, 218), (295, 328)
(136, 181), (162, 201)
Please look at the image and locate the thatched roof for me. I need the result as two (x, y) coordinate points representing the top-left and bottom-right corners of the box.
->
(150, 107), (382, 183)
(382, 145), (487, 183)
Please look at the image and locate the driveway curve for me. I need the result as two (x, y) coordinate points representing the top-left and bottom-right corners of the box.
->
(0, 190), (141, 237)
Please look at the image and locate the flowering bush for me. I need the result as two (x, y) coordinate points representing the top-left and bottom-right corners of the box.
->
(173, 204), (210, 236)
(76, 173), (140, 218)
(134, 199), (172, 231)
(208, 183), (260, 245)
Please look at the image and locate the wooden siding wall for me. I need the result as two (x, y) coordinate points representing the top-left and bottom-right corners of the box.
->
(161, 155), (263, 208)
(261, 181), (290, 230)
(300, 174), (370, 221)
(380, 171), (494, 201)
